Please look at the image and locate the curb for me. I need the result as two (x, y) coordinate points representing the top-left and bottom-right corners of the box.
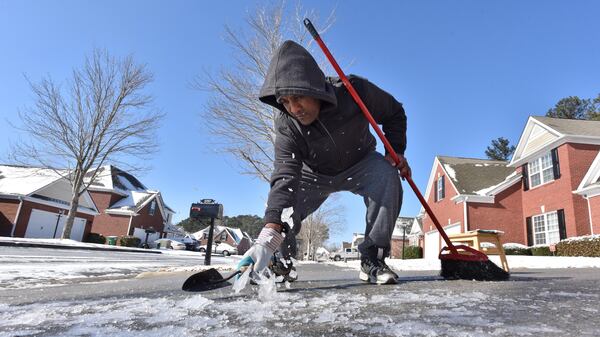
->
(0, 241), (163, 254)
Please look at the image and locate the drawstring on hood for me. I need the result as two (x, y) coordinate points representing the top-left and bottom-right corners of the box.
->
(259, 40), (337, 112)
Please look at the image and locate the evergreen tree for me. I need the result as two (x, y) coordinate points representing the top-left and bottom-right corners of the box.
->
(485, 137), (515, 161)
(223, 215), (263, 238)
(177, 214), (264, 237)
(546, 95), (600, 120)
(176, 217), (206, 233)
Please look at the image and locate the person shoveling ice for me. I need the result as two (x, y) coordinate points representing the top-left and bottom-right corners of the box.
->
(237, 40), (410, 286)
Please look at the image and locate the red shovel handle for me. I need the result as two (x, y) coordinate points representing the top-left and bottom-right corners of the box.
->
(304, 18), (459, 255)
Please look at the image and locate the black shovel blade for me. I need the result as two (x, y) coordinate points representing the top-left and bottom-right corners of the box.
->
(182, 268), (231, 292)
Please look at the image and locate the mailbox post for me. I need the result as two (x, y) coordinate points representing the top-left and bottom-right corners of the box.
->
(190, 199), (223, 266)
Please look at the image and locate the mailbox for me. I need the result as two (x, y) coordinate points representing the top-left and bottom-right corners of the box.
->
(190, 199), (223, 219)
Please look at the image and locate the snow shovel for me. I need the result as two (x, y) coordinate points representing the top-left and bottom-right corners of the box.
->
(182, 269), (241, 292)
(304, 18), (508, 281)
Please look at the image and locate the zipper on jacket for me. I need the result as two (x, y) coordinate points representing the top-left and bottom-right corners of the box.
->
(317, 119), (342, 169)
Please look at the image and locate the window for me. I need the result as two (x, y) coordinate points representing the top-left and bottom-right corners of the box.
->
(149, 200), (157, 216)
(532, 211), (560, 245)
(220, 232), (227, 241)
(436, 176), (445, 201)
(528, 152), (554, 188)
(202, 233), (208, 240)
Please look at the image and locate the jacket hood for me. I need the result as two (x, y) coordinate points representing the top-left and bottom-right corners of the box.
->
(259, 40), (337, 112)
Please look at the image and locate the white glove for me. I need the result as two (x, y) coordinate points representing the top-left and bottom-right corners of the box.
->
(236, 227), (284, 275)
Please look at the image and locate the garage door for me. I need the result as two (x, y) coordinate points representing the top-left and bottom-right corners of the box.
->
(424, 223), (462, 259)
(69, 218), (87, 241)
(424, 231), (440, 259)
(25, 209), (61, 239)
(25, 209), (87, 241)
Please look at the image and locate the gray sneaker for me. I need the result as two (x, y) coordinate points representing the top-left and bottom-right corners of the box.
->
(358, 246), (397, 285)
(378, 258), (399, 281)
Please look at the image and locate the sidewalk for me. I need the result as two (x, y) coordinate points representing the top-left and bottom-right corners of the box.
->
(0, 236), (162, 254)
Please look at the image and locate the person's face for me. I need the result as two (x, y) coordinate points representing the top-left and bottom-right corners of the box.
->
(278, 95), (321, 126)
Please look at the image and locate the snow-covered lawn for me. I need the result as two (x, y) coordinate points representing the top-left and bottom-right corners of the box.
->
(327, 255), (600, 271)
(0, 236), (152, 252)
(0, 244), (239, 290)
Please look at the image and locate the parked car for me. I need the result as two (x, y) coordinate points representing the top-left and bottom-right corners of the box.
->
(199, 242), (238, 256)
(181, 236), (200, 251)
(330, 248), (360, 261)
(154, 238), (186, 250)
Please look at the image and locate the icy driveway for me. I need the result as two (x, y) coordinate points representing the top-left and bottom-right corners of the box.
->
(1, 265), (599, 337)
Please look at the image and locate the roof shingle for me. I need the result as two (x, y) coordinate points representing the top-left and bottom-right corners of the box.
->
(438, 156), (515, 195)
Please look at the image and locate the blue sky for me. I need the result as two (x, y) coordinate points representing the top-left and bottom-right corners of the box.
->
(1, 1), (599, 245)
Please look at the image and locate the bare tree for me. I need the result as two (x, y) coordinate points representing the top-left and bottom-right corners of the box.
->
(194, 1), (335, 181)
(297, 194), (345, 261)
(11, 49), (163, 239)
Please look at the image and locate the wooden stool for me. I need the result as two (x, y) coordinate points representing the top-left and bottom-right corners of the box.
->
(448, 229), (509, 272)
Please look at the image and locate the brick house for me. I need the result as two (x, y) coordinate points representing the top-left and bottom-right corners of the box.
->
(574, 151), (600, 233)
(0, 165), (98, 240)
(420, 116), (600, 258)
(85, 165), (175, 243)
(390, 216), (413, 258)
(192, 225), (253, 254)
(510, 117), (600, 242)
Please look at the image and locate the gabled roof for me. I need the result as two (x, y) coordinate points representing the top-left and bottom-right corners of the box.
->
(532, 116), (600, 137)
(510, 116), (600, 167)
(422, 156), (519, 208)
(0, 165), (98, 214)
(85, 165), (174, 220)
(438, 156), (515, 195)
(574, 151), (600, 197)
(85, 165), (147, 196)
(409, 217), (423, 236)
(0, 165), (63, 195)
(105, 190), (173, 221)
(392, 216), (417, 238)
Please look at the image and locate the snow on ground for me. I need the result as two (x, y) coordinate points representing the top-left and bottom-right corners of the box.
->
(0, 246), (239, 290)
(0, 236), (150, 252)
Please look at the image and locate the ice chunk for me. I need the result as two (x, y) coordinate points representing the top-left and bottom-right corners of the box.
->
(232, 267), (252, 294)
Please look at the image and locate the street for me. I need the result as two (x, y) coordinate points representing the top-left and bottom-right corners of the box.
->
(1, 251), (599, 337)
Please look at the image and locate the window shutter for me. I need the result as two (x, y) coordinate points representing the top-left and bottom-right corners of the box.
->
(551, 148), (561, 180)
(557, 209), (566, 240)
(522, 164), (529, 191)
(441, 176), (445, 199)
(434, 179), (438, 202)
(526, 217), (533, 246)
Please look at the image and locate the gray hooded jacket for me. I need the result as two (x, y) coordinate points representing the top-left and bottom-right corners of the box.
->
(259, 40), (407, 225)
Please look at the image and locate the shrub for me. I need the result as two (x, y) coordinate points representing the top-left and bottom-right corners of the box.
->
(402, 246), (422, 259)
(556, 235), (600, 257)
(530, 245), (552, 256)
(119, 236), (141, 247)
(503, 243), (531, 255)
(504, 247), (532, 255)
(85, 232), (106, 244)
